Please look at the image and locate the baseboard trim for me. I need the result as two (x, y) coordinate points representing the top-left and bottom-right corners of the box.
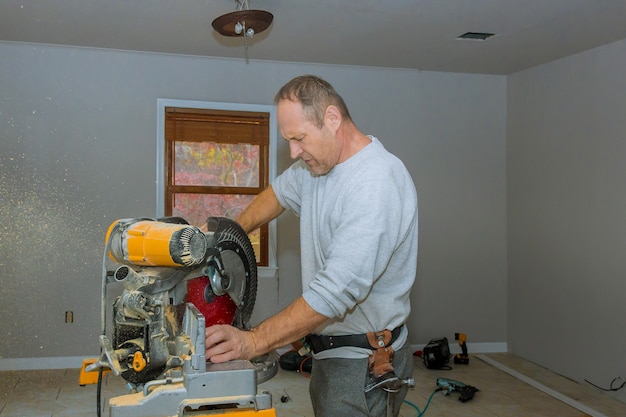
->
(410, 342), (508, 355)
(476, 354), (609, 417)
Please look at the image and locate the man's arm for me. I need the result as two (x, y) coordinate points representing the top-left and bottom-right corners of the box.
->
(205, 296), (328, 363)
(237, 185), (285, 233)
(199, 185), (284, 232)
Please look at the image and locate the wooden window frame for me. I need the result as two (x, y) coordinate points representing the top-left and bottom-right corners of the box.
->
(157, 100), (276, 268)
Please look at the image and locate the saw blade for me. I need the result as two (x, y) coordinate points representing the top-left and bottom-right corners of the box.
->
(206, 217), (257, 329)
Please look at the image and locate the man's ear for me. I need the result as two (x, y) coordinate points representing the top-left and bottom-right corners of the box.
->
(323, 105), (342, 132)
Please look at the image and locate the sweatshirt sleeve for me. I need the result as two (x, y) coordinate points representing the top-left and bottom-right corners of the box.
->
(271, 160), (306, 216)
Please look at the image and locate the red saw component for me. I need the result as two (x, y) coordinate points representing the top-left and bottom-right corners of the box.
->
(186, 276), (237, 326)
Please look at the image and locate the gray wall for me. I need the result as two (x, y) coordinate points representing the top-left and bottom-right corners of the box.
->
(507, 38), (626, 401)
(2, 34), (624, 400)
(0, 42), (507, 364)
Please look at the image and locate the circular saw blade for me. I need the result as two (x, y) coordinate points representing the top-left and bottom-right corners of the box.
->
(206, 217), (257, 328)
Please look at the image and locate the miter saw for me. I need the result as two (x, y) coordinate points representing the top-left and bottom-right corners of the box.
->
(85, 216), (277, 417)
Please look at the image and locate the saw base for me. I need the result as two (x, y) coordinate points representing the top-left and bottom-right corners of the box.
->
(110, 360), (275, 417)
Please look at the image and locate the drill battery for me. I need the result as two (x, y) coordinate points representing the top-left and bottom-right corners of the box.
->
(454, 332), (470, 364)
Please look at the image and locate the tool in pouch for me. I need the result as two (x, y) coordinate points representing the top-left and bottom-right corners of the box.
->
(364, 330), (414, 393)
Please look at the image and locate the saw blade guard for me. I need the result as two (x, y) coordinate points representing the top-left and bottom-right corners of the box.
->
(204, 216), (258, 328)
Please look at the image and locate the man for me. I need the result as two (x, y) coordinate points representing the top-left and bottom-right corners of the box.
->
(204, 74), (418, 416)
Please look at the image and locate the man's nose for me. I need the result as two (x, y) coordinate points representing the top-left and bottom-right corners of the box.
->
(289, 141), (303, 159)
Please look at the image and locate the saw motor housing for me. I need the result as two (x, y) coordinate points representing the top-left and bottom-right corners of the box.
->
(89, 216), (274, 416)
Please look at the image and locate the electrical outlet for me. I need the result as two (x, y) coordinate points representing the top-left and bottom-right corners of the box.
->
(65, 311), (74, 323)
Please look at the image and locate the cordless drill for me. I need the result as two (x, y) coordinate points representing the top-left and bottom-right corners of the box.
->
(454, 332), (469, 364)
(436, 377), (479, 402)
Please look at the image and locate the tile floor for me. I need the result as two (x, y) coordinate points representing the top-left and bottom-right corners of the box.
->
(1, 353), (625, 417)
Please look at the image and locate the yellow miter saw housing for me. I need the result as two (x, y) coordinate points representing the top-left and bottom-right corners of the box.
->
(86, 216), (277, 417)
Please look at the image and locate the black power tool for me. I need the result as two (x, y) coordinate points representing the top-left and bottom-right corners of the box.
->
(436, 377), (479, 402)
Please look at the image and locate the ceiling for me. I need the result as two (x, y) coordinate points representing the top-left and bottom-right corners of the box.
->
(1, 0), (626, 75)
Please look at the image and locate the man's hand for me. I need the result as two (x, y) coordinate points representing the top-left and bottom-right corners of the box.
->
(205, 324), (258, 363)
(205, 297), (328, 364)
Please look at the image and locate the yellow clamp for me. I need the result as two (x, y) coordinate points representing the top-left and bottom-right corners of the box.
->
(132, 351), (147, 372)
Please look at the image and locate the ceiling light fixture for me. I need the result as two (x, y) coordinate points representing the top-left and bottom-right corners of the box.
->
(212, 0), (273, 48)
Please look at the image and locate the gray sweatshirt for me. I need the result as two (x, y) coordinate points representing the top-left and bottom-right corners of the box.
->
(272, 136), (418, 359)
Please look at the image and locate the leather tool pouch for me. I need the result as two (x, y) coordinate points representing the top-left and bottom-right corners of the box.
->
(367, 330), (395, 378)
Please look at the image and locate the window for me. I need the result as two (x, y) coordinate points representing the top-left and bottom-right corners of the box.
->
(156, 100), (277, 268)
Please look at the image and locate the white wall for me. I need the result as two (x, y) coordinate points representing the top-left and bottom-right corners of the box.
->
(0, 42), (507, 365)
(507, 38), (626, 400)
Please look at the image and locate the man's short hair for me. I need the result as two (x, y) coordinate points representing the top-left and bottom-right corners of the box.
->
(274, 75), (352, 128)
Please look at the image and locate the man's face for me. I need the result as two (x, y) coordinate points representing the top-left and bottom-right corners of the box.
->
(277, 99), (340, 176)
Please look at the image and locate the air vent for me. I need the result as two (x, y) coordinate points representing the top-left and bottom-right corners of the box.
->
(457, 32), (495, 41)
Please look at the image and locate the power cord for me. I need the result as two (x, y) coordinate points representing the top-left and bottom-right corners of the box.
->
(584, 376), (626, 392)
(299, 355), (312, 378)
(402, 388), (442, 417)
(97, 367), (103, 417)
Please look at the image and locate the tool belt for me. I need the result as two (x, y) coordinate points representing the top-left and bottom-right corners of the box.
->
(305, 325), (403, 354)
(305, 326), (406, 392)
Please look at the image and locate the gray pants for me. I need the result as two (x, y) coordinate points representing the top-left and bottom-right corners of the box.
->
(309, 343), (413, 417)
